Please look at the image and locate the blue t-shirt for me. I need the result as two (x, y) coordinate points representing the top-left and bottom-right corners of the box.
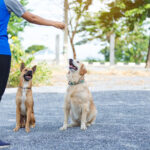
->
(0, 0), (26, 56)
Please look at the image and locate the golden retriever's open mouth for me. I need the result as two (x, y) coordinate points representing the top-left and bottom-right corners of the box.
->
(69, 59), (78, 71)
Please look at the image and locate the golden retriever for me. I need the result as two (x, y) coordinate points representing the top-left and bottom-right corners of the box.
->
(60, 59), (97, 130)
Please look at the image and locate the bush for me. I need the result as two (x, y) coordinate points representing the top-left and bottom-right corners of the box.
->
(33, 62), (52, 86)
(85, 57), (104, 63)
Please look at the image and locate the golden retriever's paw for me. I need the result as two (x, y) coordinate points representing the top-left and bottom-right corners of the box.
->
(60, 125), (67, 131)
(81, 124), (87, 130)
(25, 127), (30, 133)
(87, 123), (92, 127)
(13, 127), (20, 132)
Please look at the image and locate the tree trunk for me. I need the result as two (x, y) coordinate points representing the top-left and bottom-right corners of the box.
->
(70, 38), (77, 59)
(109, 33), (115, 65)
(63, 0), (69, 62)
(145, 35), (150, 68)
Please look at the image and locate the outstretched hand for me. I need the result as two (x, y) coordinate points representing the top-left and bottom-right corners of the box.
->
(22, 12), (66, 29)
(54, 22), (66, 30)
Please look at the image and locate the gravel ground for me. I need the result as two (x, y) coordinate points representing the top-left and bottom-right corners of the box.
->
(0, 86), (150, 150)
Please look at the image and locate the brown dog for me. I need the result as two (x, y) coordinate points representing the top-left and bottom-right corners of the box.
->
(13, 63), (36, 133)
(60, 59), (97, 130)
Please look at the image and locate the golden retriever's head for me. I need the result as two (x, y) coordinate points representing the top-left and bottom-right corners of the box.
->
(20, 63), (36, 82)
(67, 59), (87, 82)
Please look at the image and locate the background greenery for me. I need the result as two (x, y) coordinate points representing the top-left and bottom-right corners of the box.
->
(7, 0), (150, 87)
(7, 0), (52, 87)
(76, 0), (150, 64)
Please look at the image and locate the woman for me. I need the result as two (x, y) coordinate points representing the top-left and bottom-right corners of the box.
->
(0, 0), (65, 148)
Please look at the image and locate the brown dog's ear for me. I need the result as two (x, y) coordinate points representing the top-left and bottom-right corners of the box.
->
(80, 64), (87, 76)
(20, 63), (25, 72)
(32, 65), (37, 73)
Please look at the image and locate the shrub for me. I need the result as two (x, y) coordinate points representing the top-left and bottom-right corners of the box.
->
(33, 62), (52, 86)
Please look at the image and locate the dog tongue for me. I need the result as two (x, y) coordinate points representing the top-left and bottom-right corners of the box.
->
(70, 65), (74, 68)
(26, 76), (31, 79)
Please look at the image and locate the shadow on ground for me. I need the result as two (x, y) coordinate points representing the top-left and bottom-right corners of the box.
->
(0, 90), (150, 150)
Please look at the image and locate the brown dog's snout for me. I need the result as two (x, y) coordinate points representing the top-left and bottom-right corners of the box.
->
(24, 70), (33, 81)
(27, 70), (33, 75)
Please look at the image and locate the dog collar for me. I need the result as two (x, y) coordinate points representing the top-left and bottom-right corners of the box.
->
(68, 80), (84, 86)
(19, 87), (32, 90)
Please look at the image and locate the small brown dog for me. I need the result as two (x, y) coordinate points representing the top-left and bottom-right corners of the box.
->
(60, 59), (97, 130)
(13, 63), (36, 133)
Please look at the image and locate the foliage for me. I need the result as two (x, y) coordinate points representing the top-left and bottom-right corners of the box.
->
(100, 26), (149, 63)
(6, 0), (53, 87)
(122, 0), (150, 30)
(85, 57), (104, 63)
(25, 45), (47, 54)
(8, 0), (28, 62)
(78, 0), (150, 43)
(77, 0), (150, 63)
(8, 0), (28, 38)
(33, 62), (52, 86)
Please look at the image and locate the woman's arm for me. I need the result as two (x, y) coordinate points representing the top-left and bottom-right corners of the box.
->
(22, 11), (65, 29)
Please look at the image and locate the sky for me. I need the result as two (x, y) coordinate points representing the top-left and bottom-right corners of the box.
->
(20, 0), (105, 60)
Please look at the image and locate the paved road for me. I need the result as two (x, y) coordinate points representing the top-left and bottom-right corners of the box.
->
(0, 87), (150, 150)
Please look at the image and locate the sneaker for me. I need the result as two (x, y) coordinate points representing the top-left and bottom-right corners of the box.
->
(0, 140), (10, 149)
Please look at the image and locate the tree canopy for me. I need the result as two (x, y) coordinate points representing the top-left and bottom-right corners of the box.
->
(76, 0), (150, 64)
(25, 45), (47, 54)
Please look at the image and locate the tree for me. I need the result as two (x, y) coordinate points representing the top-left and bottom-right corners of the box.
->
(78, 0), (150, 65)
(77, 1), (125, 64)
(63, 0), (69, 62)
(25, 45), (47, 54)
(101, 25), (148, 63)
(68, 0), (93, 59)
(146, 35), (150, 67)
(107, 0), (150, 67)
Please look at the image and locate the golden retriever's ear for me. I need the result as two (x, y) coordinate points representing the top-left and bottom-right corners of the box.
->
(32, 65), (37, 73)
(80, 64), (87, 76)
(20, 63), (25, 72)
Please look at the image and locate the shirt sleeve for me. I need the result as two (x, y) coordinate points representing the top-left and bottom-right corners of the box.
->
(4, 0), (26, 17)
